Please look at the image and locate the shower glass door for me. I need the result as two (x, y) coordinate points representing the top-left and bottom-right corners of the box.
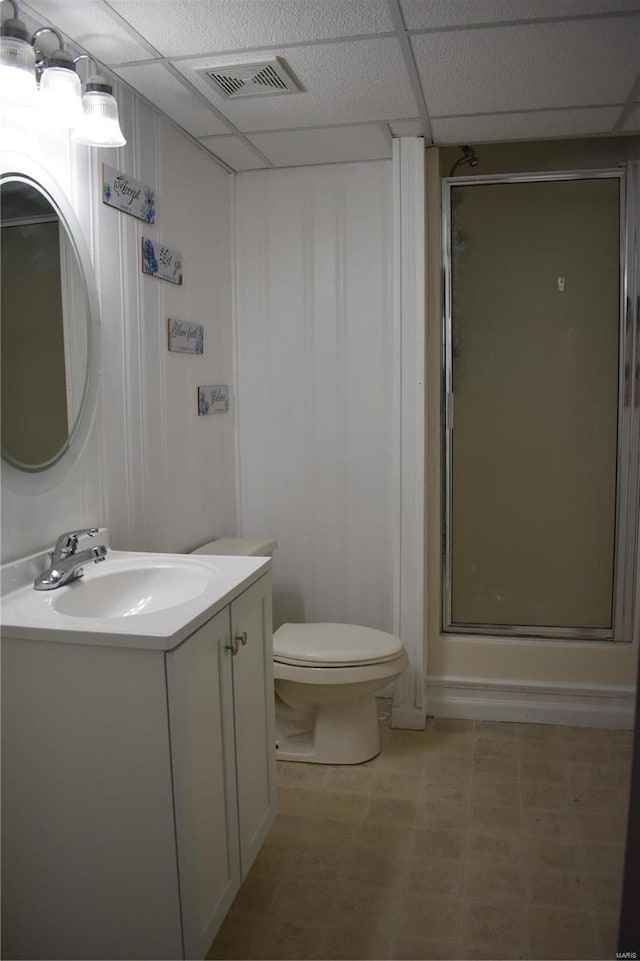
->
(442, 170), (638, 641)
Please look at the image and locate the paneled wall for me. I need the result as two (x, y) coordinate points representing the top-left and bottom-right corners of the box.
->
(234, 161), (396, 630)
(1, 74), (236, 562)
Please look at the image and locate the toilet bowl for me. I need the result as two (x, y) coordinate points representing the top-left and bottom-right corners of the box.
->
(274, 622), (408, 765)
(191, 539), (408, 765)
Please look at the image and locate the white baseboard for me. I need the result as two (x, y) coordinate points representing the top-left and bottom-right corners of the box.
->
(426, 675), (636, 730)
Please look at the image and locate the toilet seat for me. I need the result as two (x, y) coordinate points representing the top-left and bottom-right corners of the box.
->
(273, 622), (404, 668)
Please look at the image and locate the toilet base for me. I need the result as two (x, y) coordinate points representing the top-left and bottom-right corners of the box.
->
(275, 693), (380, 765)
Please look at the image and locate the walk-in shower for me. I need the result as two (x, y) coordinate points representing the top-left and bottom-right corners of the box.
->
(441, 165), (640, 642)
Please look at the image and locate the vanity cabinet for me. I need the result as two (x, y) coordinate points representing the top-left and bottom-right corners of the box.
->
(1, 572), (276, 961)
(167, 573), (277, 959)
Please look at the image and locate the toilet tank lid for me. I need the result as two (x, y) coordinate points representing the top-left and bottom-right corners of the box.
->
(191, 538), (277, 556)
(273, 623), (404, 665)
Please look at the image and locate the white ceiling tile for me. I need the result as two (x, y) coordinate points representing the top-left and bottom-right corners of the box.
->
(388, 118), (425, 136)
(412, 17), (640, 115)
(247, 125), (391, 166)
(401, 0), (640, 30)
(621, 103), (640, 131)
(23, 0), (156, 64)
(171, 38), (418, 132)
(107, 0), (394, 58)
(199, 136), (269, 171)
(431, 106), (623, 144)
(115, 62), (232, 136)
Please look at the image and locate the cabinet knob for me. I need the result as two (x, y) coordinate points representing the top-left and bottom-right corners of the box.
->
(225, 637), (240, 656)
(236, 631), (248, 647)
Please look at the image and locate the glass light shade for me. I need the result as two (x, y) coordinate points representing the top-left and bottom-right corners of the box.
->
(39, 66), (83, 127)
(71, 89), (126, 147)
(0, 36), (37, 106)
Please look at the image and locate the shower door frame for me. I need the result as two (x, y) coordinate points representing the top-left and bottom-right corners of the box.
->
(441, 167), (639, 643)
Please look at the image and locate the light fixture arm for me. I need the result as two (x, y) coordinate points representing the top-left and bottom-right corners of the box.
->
(1, 0), (30, 40)
(30, 26), (72, 80)
(73, 53), (99, 82)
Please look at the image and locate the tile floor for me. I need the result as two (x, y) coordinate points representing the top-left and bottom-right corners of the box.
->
(208, 702), (632, 960)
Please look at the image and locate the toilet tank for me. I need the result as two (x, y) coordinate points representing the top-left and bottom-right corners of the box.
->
(191, 538), (277, 557)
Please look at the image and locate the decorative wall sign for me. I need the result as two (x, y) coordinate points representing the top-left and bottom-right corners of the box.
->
(142, 237), (183, 285)
(168, 319), (204, 354)
(102, 165), (155, 223)
(198, 385), (229, 415)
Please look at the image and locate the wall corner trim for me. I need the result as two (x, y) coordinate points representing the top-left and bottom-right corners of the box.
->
(391, 137), (426, 729)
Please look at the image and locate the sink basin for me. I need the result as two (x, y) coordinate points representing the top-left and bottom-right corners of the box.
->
(0, 548), (271, 650)
(52, 564), (210, 618)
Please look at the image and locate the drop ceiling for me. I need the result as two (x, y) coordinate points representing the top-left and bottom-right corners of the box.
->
(20, 0), (640, 172)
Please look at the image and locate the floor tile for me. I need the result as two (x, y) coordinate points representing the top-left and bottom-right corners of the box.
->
(467, 832), (523, 863)
(526, 867), (590, 909)
(396, 893), (463, 941)
(323, 917), (395, 960)
(523, 807), (577, 839)
(228, 875), (281, 918)
(415, 798), (469, 831)
(462, 901), (528, 945)
(391, 935), (462, 959)
(580, 841), (626, 879)
(523, 836), (580, 870)
(402, 855), (465, 897)
(364, 795), (417, 825)
(372, 771), (423, 798)
(593, 912), (619, 957)
(413, 826), (468, 860)
(528, 906), (597, 959)
(277, 761), (330, 789)
(464, 859), (526, 902)
(459, 943), (528, 960)
(270, 877), (340, 920)
(423, 772), (472, 802)
(472, 778), (520, 807)
(469, 803), (522, 838)
(520, 780), (572, 810)
(423, 753), (472, 777)
(207, 712), (631, 961)
(430, 717), (476, 734)
(472, 755), (519, 780)
(206, 915), (262, 959)
(518, 758), (568, 783)
(255, 919), (326, 960)
(311, 790), (366, 822)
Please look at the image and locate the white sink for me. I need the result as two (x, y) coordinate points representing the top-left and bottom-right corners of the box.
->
(1, 548), (270, 650)
(52, 563), (210, 618)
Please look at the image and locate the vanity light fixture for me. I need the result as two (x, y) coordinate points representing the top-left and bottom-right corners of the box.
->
(72, 54), (126, 148)
(32, 27), (82, 128)
(0, 0), (37, 107)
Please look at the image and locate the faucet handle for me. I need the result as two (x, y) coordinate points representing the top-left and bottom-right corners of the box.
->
(53, 528), (100, 558)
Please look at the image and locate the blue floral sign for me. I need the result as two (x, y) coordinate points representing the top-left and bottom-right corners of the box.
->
(102, 164), (155, 223)
(198, 385), (229, 415)
(168, 319), (204, 354)
(141, 237), (183, 285)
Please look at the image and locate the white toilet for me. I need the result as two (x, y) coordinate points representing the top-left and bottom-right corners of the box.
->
(191, 538), (408, 765)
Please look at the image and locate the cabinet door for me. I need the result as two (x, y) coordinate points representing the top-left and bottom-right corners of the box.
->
(230, 574), (277, 876)
(166, 609), (240, 960)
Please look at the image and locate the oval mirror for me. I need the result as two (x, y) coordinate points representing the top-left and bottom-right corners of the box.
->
(1, 163), (98, 484)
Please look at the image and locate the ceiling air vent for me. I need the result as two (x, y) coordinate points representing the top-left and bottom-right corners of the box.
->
(197, 57), (301, 100)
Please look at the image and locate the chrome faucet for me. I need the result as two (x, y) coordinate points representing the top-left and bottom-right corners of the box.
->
(33, 528), (107, 591)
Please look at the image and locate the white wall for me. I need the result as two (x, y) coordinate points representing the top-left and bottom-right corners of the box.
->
(1, 69), (236, 563)
(234, 162), (396, 631)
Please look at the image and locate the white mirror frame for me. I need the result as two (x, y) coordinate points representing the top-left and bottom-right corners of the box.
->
(0, 152), (101, 494)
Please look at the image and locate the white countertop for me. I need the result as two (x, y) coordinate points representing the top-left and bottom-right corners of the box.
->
(0, 548), (270, 651)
